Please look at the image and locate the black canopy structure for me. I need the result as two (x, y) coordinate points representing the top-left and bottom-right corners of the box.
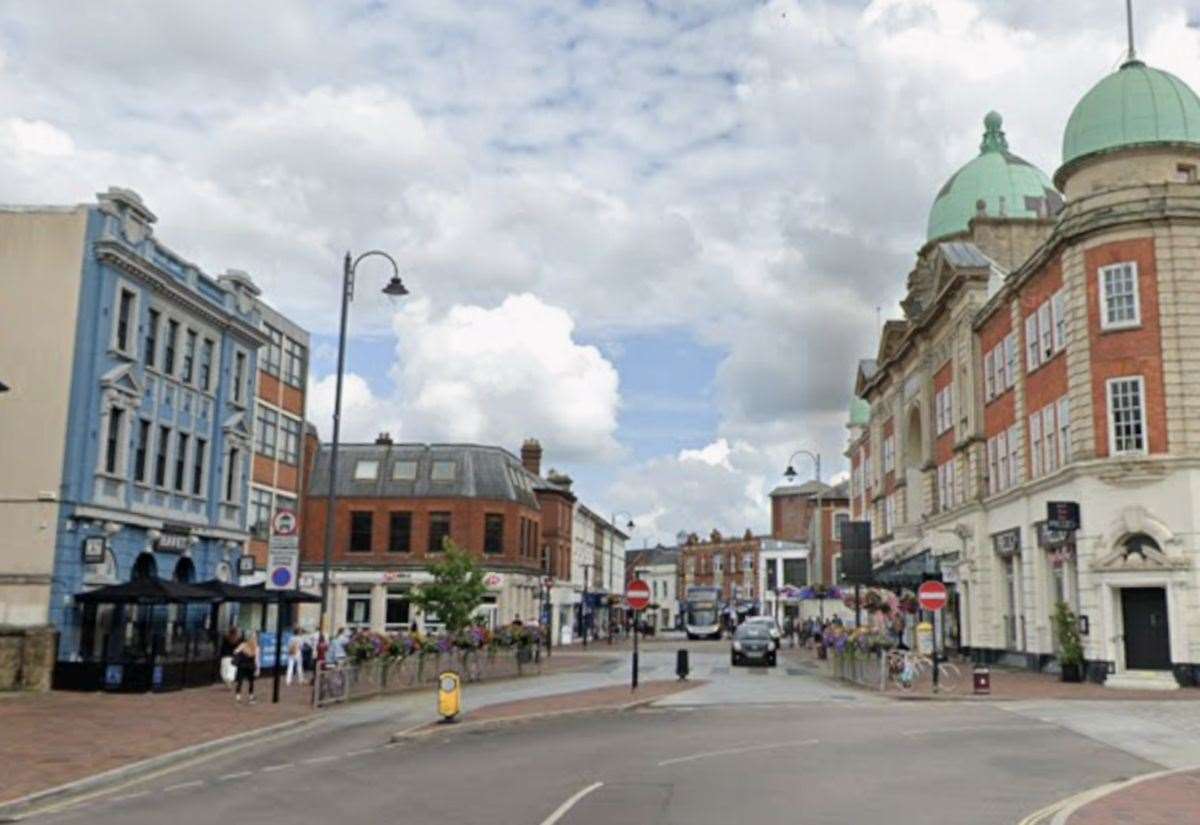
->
(74, 577), (220, 605)
(244, 583), (322, 604)
(195, 579), (278, 603)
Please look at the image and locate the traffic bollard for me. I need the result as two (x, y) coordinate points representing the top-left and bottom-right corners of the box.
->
(676, 648), (689, 681)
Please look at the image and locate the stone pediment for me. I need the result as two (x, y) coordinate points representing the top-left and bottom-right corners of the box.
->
(100, 363), (143, 401)
(222, 411), (252, 446)
(1092, 544), (1188, 572)
(1092, 505), (1187, 572)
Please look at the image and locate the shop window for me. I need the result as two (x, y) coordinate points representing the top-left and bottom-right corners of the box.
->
(385, 589), (410, 630)
(346, 588), (371, 628)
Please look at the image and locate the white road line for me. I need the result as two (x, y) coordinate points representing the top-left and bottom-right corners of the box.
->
(657, 738), (819, 767)
(303, 755), (339, 765)
(162, 780), (204, 792)
(216, 770), (253, 781)
(107, 791), (149, 803)
(344, 748), (377, 758)
(260, 763), (295, 772)
(539, 781), (604, 825)
(900, 724), (1054, 736)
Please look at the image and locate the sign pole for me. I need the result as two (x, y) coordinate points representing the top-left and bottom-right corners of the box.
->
(632, 606), (639, 691)
(625, 578), (651, 691)
(931, 606), (939, 694)
(272, 594), (284, 703)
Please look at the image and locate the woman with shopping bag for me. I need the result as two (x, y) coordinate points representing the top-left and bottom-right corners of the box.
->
(219, 627), (242, 688)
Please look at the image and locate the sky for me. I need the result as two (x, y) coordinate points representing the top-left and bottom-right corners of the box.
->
(3, 1), (1199, 546)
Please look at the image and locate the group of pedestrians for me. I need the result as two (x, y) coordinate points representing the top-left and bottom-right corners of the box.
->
(786, 616), (841, 650)
(217, 625), (319, 704)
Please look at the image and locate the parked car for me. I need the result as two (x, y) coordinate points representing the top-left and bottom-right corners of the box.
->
(731, 623), (777, 667)
(744, 616), (781, 649)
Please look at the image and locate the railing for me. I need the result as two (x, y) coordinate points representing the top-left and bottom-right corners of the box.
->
(829, 650), (888, 691)
(313, 646), (541, 708)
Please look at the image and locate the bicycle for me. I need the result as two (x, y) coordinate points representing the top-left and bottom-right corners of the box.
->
(887, 649), (961, 693)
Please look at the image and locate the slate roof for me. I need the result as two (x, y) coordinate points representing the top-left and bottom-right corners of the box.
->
(307, 442), (540, 508)
(938, 241), (993, 269)
(769, 480), (831, 498)
(628, 545), (682, 568)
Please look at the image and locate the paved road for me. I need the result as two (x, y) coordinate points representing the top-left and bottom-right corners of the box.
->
(20, 643), (1172, 825)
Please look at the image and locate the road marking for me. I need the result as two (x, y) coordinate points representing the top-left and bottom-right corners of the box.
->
(344, 748), (377, 758)
(539, 781), (604, 825)
(900, 724), (1054, 736)
(303, 755), (339, 765)
(216, 771), (253, 782)
(260, 763), (295, 773)
(107, 791), (149, 803)
(657, 739), (819, 767)
(162, 780), (204, 792)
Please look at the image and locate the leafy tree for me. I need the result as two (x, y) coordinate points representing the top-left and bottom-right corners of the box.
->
(410, 540), (487, 634)
(1052, 601), (1084, 667)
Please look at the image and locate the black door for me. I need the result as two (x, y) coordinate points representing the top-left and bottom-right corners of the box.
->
(1122, 588), (1171, 670)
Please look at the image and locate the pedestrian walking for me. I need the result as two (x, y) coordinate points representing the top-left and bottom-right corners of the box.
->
(330, 627), (349, 664)
(219, 627), (241, 688)
(233, 631), (260, 704)
(285, 627), (306, 685)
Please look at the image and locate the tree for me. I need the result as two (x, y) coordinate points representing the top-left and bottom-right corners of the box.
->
(410, 540), (488, 634)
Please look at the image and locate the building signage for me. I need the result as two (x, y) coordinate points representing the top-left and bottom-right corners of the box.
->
(155, 525), (190, 553)
(237, 555), (256, 575)
(483, 572), (506, 591)
(1046, 501), (1080, 533)
(992, 527), (1021, 557)
(82, 536), (106, 564)
(1035, 521), (1073, 549)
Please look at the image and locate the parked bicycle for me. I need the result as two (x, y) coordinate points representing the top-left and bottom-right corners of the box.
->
(886, 649), (960, 693)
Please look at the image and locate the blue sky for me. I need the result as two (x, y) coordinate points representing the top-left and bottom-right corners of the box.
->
(3, 0), (1199, 543)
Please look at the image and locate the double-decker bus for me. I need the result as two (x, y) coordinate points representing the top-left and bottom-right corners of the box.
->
(683, 586), (723, 639)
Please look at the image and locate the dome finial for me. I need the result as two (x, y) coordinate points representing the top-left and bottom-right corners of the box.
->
(980, 111), (1008, 153)
(1124, 0), (1138, 65)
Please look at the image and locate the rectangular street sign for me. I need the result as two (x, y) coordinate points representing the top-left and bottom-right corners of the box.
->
(266, 535), (299, 590)
(1046, 501), (1080, 533)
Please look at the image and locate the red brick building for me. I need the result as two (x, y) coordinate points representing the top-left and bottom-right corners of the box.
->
(299, 435), (572, 634)
(677, 530), (761, 606)
(769, 481), (850, 585)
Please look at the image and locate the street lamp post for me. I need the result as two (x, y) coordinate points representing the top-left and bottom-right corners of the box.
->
(783, 450), (822, 621)
(317, 251), (409, 644)
(609, 511), (634, 642)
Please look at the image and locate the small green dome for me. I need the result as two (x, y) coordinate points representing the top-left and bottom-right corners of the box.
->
(926, 112), (1060, 242)
(1061, 60), (1200, 172)
(849, 397), (870, 427)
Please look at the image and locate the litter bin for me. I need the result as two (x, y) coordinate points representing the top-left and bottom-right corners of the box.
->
(676, 648), (689, 681)
(972, 666), (991, 695)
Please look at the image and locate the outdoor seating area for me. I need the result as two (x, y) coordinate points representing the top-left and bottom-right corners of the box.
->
(53, 578), (318, 693)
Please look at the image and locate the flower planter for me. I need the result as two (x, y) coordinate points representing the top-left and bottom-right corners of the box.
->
(1060, 662), (1083, 683)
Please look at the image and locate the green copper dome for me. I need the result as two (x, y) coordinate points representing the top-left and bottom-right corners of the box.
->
(926, 112), (1061, 242)
(1061, 60), (1200, 171)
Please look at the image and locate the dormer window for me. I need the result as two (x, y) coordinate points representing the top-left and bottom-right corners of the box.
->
(431, 461), (456, 481)
(391, 460), (418, 481)
(353, 460), (379, 481)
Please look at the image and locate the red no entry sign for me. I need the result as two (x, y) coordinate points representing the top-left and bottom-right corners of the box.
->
(626, 580), (651, 611)
(917, 581), (948, 612)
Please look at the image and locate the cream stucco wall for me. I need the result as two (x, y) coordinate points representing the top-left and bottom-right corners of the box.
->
(0, 207), (89, 625)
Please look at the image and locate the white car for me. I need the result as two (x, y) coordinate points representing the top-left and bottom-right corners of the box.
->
(744, 617), (781, 649)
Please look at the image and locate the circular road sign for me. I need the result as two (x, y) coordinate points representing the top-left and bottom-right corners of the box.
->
(626, 579), (652, 611)
(270, 566), (294, 588)
(917, 580), (948, 612)
(271, 508), (298, 537)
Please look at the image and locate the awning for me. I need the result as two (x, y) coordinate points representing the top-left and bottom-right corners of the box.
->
(243, 583), (322, 604)
(872, 550), (940, 588)
(196, 579), (277, 603)
(74, 578), (220, 605)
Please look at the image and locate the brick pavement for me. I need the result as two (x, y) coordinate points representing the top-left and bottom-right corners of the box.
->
(0, 651), (603, 805)
(1066, 769), (1200, 825)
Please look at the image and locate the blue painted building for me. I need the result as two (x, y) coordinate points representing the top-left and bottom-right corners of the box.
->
(0, 188), (267, 681)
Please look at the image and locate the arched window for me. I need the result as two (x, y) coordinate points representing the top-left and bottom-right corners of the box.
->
(173, 557), (196, 583)
(1122, 533), (1161, 560)
(131, 552), (158, 581)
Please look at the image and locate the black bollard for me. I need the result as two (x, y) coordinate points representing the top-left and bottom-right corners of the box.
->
(676, 648), (690, 681)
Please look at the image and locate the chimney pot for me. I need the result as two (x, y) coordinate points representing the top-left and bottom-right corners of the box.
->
(520, 437), (543, 476)
(375, 432), (393, 445)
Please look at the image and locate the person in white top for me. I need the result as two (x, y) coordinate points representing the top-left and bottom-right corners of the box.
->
(285, 627), (306, 685)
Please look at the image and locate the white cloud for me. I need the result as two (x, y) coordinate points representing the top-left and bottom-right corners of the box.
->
(307, 294), (621, 460)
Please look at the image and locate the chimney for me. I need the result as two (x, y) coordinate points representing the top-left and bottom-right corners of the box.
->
(375, 432), (393, 445)
(521, 438), (542, 476)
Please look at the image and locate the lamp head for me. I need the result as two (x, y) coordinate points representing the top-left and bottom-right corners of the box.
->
(382, 276), (409, 300)
(783, 465), (798, 481)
